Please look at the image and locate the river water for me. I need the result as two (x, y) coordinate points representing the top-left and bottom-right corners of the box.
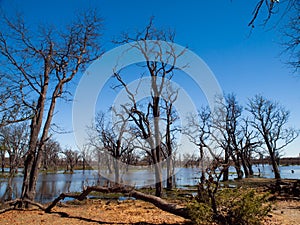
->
(0, 164), (299, 203)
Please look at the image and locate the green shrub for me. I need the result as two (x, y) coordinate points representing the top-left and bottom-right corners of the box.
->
(217, 188), (271, 225)
(188, 188), (271, 225)
(187, 201), (214, 225)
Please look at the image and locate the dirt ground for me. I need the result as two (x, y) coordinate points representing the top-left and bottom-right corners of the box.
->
(0, 198), (299, 225)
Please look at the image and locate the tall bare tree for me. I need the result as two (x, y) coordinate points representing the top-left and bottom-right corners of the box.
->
(0, 10), (103, 202)
(248, 95), (299, 179)
(212, 94), (244, 180)
(113, 19), (185, 197)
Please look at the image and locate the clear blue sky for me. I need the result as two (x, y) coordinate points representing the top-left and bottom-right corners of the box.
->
(1, 0), (299, 156)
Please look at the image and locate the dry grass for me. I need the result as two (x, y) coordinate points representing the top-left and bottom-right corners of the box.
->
(0, 198), (299, 225)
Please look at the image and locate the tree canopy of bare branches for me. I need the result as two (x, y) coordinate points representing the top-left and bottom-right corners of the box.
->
(113, 18), (185, 197)
(0, 10), (103, 203)
(248, 95), (299, 179)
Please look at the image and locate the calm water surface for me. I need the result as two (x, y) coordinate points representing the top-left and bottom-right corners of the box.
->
(0, 165), (299, 203)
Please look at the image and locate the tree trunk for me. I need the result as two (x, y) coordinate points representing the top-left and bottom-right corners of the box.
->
(270, 152), (281, 179)
(222, 151), (229, 181)
(166, 157), (173, 190)
(154, 162), (163, 197)
(113, 158), (120, 184)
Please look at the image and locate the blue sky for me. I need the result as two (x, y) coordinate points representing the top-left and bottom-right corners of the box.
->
(1, 0), (300, 156)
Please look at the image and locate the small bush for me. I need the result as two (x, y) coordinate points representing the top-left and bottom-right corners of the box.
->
(188, 188), (271, 225)
(217, 188), (271, 225)
(187, 201), (213, 225)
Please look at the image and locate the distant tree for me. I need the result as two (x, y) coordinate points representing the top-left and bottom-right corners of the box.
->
(0, 122), (29, 174)
(185, 107), (214, 183)
(78, 144), (92, 171)
(248, 95), (299, 179)
(62, 148), (80, 173)
(93, 111), (133, 184)
(0, 10), (103, 203)
(42, 138), (61, 171)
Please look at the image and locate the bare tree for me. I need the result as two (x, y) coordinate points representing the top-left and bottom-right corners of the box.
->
(0, 122), (29, 174)
(161, 83), (179, 190)
(93, 111), (133, 184)
(78, 144), (92, 171)
(0, 10), (103, 202)
(248, 95), (299, 179)
(212, 94), (244, 180)
(185, 107), (216, 183)
(62, 148), (80, 173)
(113, 19), (185, 197)
(237, 118), (261, 178)
(42, 138), (61, 171)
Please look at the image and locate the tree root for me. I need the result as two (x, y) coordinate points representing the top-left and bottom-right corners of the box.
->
(0, 198), (46, 213)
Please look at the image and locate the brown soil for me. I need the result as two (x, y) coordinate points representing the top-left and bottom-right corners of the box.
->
(0, 198), (299, 225)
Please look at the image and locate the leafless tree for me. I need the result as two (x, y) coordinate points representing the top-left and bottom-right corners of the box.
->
(61, 148), (80, 173)
(0, 122), (29, 174)
(113, 19), (185, 197)
(93, 111), (133, 184)
(78, 144), (92, 171)
(0, 10), (103, 202)
(185, 107), (216, 183)
(42, 138), (61, 171)
(161, 83), (179, 190)
(248, 95), (299, 179)
(211, 94), (244, 180)
(237, 118), (261, 177)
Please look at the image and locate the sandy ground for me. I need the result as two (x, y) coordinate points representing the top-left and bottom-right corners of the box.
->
(0, 199), (299, 225)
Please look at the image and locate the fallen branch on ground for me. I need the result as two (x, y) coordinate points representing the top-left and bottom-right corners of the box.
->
(0, 186), (191, 219)
(45, 185), (191, 219)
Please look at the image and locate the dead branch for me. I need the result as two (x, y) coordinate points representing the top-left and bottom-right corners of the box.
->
(0, 198), (46, 213)
(45, 185), (191, 219)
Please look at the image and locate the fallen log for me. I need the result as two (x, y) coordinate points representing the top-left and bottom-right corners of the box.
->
(45, 185), (191, 219)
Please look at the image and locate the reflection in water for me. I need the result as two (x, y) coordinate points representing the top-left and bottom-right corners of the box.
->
(0, 165), (299, 203)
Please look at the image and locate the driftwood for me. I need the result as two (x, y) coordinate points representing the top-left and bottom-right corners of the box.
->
(45, 185), (191, 219)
